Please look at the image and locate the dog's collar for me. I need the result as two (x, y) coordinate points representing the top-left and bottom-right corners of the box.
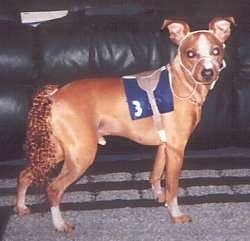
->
(167, 64), (200, 106)
(168, 64), (210, 107)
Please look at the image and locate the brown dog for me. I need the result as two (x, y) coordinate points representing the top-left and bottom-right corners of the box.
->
(15, 17), (235, 232)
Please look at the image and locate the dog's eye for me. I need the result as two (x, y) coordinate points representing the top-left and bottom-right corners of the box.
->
(211, 47), (220, 56)
(186, 50), (196, 58)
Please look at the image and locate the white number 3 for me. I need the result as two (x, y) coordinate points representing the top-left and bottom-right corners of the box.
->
(132, 100), (143, 117)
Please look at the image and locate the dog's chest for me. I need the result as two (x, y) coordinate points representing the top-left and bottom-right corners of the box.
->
(123, 67), (174, 120)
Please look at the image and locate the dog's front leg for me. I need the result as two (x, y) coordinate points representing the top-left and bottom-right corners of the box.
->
(149, 144), (166, 203)
(165, 143), (192, 223)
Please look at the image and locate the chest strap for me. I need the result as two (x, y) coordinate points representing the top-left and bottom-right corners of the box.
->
(136, 67), (167, 143)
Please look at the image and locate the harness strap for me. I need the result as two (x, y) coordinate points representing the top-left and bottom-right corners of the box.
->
(136, 68), (167, 143)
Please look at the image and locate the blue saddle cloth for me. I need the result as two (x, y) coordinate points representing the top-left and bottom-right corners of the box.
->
(123, 67), (174, 120)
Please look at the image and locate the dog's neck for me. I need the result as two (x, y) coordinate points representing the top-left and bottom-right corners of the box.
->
(168, 57), (211, 107)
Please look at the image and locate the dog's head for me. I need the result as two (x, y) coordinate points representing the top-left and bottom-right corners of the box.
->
(162, 17), (235, 85)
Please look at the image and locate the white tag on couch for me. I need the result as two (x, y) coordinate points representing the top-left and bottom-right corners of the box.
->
(20, 10), (68, 25)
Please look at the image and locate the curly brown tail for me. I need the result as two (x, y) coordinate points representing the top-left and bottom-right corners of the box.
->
(23, 84), (59, 184)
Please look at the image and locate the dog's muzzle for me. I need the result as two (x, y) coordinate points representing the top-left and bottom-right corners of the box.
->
(180, 55), (226, 86)
(194, 57), (225, 84)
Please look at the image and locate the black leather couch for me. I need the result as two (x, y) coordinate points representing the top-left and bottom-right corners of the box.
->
(0, 1), (250, 162)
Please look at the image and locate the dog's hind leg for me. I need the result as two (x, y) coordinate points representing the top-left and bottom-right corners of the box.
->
(47, 138), (97, 232)
(15, 137), (63, 216)
(15, 167), (34, 215)
(149, 144), (166, 203)
(15, 85), (60, 216)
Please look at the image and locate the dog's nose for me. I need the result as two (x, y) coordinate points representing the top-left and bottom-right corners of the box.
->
(201, 68), (214, 78)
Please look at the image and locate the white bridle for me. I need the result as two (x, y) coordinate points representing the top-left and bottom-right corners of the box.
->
(177, 30), (226, 90)
(168, 30), (227, 102)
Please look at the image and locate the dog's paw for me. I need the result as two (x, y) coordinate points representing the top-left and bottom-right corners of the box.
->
(171, 214), (192, 224)
(55, 222), (75, 232)
(14, 205), (31, 216)
(154, 192), (166, 203)
(151, 184), (165, 203)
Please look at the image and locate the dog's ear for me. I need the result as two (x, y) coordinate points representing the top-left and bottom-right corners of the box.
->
(162, 19), (190, 45)
(209, 17), (236, 43)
